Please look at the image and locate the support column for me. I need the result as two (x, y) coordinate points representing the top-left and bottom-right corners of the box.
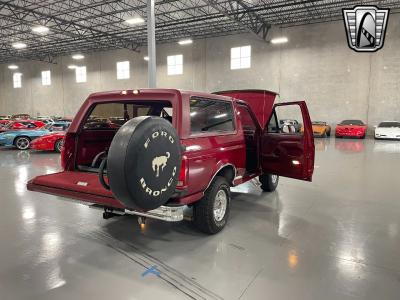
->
(147, 0), (156, 88)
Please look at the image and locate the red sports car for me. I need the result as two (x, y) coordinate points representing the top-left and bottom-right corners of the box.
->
(335, 120), (367, 139)
(30, 131), (65, 153)
(0, 120), (10, 127)
(0, 120), (45, 133)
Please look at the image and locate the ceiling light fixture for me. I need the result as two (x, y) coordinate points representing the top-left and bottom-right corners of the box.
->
(68, 65), (77, 69)
(178, 39), (193, 45)
(144, 56), (149, 61)
(12, 42), (27, 49)
(72, 54), (85, 60)
(8, 65), (19, 70)
(32, 25), (49, 34)
(270, 37), (288, 44)
(125, 17), (145, 25)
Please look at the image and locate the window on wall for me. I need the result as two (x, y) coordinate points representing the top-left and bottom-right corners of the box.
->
(231, 45), (251, 70)
(76, 66), (87, 83)
(167, 54), (183, 75)
(41, 70), (51, 86)
(13, 73), (22, 88)
(116, 61), (130, 80)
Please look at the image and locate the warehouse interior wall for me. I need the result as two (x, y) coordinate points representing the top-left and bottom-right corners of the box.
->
(0, 14), (399, 127)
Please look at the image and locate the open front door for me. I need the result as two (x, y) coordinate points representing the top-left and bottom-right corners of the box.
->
(261, 101), (315, 181)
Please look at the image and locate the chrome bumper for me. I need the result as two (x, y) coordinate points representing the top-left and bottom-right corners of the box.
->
(91, 205), (184, 222)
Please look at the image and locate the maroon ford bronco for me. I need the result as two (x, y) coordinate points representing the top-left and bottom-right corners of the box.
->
(28, 89), (315, 234)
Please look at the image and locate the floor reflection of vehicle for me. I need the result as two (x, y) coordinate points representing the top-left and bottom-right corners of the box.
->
(335, 139), (365, 153)
(373, 141), (400, 154)
(314, 138), (330, 152)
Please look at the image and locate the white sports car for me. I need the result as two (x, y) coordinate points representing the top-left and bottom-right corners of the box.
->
(375, 121), (400, 140)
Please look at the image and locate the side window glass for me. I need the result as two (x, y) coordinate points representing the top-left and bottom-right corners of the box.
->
(274, 105), (304, 135)
(267, 112), (279, 133)
(190, 98), (235, 134)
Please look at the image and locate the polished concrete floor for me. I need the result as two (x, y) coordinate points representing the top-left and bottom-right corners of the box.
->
(1, 138), (400, 300)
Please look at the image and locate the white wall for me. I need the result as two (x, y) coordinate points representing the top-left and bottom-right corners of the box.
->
(1, 15), (399, 126)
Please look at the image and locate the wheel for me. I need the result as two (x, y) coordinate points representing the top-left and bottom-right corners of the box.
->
(259, 173), (279, 192)
(14, 136), (31, 150)
(54, 139), (63, 153)
(193, 176), (230, 234)
(327, 130), (331, 137)
(322, 132), (327, 138)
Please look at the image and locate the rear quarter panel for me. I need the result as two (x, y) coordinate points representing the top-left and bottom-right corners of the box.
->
(181, 133), (246, 197)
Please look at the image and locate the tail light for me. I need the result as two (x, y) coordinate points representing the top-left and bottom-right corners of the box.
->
(176, 155), (188, 189)
(61, 133), (75, 170)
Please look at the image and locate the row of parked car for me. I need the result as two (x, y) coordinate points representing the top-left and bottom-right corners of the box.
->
(291, 119), (400, 140)
(0, 114), (132, 151)
(0, 114), (71, 151)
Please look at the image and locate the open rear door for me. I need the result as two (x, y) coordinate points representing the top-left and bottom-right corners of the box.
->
(261, 101), (315, 181)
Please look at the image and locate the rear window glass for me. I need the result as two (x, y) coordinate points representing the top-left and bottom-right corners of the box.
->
(190, 97), (235, 134)
(83, 101), (172, 130)
(378, 122), (400, 128)
(340, 120), (364, 125)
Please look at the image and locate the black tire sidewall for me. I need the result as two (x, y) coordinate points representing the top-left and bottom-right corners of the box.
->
(55, 139), (63, 153)
(210, 179), (230, 229)
(259, 173), (279, 192)
(194, 176), (231, 234)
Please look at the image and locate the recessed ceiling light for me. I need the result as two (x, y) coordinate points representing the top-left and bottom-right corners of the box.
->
(144, 56), (149, 61)
(178, 39), (193, 45)
(270, 37), (288, 44)
(12, 42), (27, 49)
(72, 54), (85, 60)
(32, 25), (49, 34)
(8, 65), (18, 70)
(125, 17), (145, 25)
(68, 65), (77, 69)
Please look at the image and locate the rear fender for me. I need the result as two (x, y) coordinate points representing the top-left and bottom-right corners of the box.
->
(206, 162), (236, 189)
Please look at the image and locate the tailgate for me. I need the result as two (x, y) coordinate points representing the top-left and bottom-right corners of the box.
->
(27, 171), (125, 209)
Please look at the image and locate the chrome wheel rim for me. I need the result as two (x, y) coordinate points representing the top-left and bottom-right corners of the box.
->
(17, 138), (29, 150)
(271, 175), (278, 184)
(57, 140), (63, 152)
(213, 189), (227, 222)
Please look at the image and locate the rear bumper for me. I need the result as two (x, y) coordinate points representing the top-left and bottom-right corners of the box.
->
(27, 178), (187, 222)
(375, 134), (400, 140)
(336, 131), (365, 137)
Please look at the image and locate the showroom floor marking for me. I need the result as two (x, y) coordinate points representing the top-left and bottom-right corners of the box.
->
(86, 230), (224, 300)
(142, 265), (161, 277)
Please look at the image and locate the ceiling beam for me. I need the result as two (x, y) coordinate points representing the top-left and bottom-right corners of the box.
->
(202, 0), (271, 41)
(0, 1), (141, 53)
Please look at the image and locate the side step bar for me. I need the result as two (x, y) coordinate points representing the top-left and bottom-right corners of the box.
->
(90, 205), (185, 222)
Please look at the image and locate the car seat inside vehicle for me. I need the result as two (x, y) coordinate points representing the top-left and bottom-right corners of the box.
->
(75, 101), (173, 171)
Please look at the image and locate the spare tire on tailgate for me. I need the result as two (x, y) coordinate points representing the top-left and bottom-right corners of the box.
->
(107, 116), (181, 211)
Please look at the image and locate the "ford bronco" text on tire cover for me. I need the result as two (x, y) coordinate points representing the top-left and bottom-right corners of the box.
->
(107, 116), (181, 210)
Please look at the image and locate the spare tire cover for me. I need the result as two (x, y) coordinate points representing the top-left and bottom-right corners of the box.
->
(107, 116), (181, 210)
